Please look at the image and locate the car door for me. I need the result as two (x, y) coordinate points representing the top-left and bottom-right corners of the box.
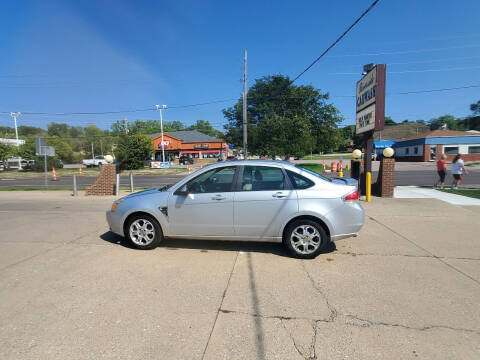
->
(167, 166), (237, 237)
(234, 165), (298, 239)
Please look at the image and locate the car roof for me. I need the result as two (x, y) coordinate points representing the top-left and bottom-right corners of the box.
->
(207, 159), (295, 168)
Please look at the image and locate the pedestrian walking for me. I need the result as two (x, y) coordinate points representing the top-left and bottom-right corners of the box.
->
(451, 154), (468, 189)
(435, 154), (447, 188)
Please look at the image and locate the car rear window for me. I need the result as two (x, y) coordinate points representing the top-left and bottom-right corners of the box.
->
(294, 165), (331, 182)
(286, 170), (315, 189)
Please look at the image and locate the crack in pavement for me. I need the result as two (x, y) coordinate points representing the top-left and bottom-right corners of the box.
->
(337, 251), (480, 261)
(301, 261), (337, 322)
(200, 251), (239, 360)
(369, 216), (480, 286)
(342, 314), (480, 334)
(279, 319), (307, 360)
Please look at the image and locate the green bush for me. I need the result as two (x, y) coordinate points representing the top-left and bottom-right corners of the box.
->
(29, 157), (64, 172)
(115, 134), (153, 170)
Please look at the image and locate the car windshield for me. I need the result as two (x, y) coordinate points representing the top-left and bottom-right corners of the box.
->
(294, 165), (331, 182)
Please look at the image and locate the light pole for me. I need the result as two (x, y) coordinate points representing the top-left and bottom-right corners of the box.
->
(10, 112), (22, 170)
(155, 104), (167, 162)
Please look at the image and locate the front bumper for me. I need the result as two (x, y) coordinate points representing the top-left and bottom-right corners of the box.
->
(106, 210), (124, 237)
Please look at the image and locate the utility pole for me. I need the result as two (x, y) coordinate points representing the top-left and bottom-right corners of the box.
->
(100, 139), (104, 156)
(10, 112), (22, 170)
(123, 117), (128, 134)
(156, 104), (167, 163)
(243, 49), (248, 159)
(91, 143), (94, 160)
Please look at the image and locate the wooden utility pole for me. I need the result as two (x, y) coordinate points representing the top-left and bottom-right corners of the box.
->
(243, 49), (248, 158)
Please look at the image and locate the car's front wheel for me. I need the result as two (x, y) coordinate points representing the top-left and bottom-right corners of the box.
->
(283, 219), (328, 259)
(125, 214), (163, 250)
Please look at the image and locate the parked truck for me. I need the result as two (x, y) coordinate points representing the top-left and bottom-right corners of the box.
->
(82, 155), (108, 167)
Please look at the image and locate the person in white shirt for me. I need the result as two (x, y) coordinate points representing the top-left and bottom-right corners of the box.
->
(451, 154), (468, 189)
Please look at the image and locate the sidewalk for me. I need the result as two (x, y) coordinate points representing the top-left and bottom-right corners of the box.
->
(394, 186), (480, 205)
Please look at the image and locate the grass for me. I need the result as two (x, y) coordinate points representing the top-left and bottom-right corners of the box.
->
(0, 166), (188, 179)
(297, 163), (330, 173)
(0, 186), (150, 191)
(436, 188), (480, 199)
(302, 153), (353, 160)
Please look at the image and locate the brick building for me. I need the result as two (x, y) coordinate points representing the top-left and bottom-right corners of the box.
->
(392, 130), (480, 162)
(150, 130), (228, 161)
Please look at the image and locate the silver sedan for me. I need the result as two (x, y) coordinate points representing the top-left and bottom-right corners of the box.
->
(106, 160), (364, 259)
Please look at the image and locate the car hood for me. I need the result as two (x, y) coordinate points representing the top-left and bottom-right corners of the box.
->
(123, 186), (169, 199)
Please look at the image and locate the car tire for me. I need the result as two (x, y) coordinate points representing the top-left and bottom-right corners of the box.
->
(125, 214), (163, 250)
(283, 219), (328, 259)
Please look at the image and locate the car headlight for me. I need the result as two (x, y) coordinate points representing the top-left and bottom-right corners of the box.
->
(111, 199), (122, 212)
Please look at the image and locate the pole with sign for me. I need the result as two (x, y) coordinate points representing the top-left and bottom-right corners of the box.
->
(355, 64), (386, 194)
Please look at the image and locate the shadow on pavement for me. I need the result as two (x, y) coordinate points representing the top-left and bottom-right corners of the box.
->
(99, 231), (336, 258)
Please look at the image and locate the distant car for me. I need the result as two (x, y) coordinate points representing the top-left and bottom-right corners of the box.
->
(106, 160), (364, 259)
(83, 156), (108, 168)
(179, 155), (194, 165)
(0, 161), (4, 171)
(226, 156), (237, 161)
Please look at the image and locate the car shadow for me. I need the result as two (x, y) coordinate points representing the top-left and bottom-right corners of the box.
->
(99, 231), (337, 258)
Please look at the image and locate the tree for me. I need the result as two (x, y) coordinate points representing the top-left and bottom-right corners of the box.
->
(115, 134), (153, 170)
(46, 136), (74, 163)
(15, 138), (36, 159)
(223, 75), (342, 156)
(428, 115), (463, 130)
(385, 116), (395, 125)
(186, 120), (223, 138)
(0, 143), (15, 163)
(470, 100), (480, 115)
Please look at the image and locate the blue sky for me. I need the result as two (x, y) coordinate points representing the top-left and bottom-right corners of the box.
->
(1, 0), (479, 131)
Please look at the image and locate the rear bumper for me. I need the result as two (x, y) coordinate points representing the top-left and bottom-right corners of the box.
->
(327, 201), (364, 241)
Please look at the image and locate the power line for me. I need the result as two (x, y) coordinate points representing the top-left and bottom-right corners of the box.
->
(328, 44), (480, 58)
(330, 65), (480, 75)
(291, 0), (380, 83)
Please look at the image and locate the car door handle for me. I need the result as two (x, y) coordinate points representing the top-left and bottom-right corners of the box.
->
(272, 192), (287, 198)
(211, 195), (226, 200)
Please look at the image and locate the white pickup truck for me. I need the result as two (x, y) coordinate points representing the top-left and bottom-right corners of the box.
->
(82, 156), (108, 167)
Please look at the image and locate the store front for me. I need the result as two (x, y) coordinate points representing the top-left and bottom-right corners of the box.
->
(150, 130), (229, 161)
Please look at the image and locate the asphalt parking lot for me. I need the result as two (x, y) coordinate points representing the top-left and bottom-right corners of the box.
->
(0, 192), (479, 359)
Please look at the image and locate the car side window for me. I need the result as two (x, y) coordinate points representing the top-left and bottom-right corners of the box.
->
(186, 166), (236, 193)
(286, 170), (315, 190)
(241, 166), (284, 191)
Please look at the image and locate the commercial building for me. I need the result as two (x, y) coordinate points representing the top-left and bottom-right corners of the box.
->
(150, 130), (228, 161)
(392, 130), (480, 162)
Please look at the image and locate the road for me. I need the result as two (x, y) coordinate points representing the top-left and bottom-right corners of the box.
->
(0, 192), (479, 359)
(1, 169), (480, 188)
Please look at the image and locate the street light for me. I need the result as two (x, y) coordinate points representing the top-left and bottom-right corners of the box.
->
(155, 104), (167, 163)
(10, 112), (22, 170)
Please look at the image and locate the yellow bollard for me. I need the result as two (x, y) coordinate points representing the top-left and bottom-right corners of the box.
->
(366, 171), (371, 202)
(338, 171), (343, 178)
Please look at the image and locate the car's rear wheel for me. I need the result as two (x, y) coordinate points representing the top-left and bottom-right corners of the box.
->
(283, 219), (328, 259)
(125, 214), (163, 250)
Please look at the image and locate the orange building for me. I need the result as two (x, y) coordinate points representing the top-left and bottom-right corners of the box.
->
(150, 130), (229, 161)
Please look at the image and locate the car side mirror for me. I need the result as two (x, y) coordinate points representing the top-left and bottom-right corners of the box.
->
(175, 184), (189, 196)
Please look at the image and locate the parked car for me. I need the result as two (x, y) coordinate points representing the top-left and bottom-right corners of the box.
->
(106, 160), (364, 259)
(179, 155), (194, 165)
(83, 155), (108, 167)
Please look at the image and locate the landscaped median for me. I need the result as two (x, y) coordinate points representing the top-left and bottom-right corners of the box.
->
(0, 166), (188, 179)
(436, 188), (480, 199)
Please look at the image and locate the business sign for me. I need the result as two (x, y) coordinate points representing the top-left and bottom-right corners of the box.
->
(194, 143), (209, 149)
(355, 64), (386, 135)
(356, 104), (375, 133)
(151, 161), (170, 168)
(0, 138), (25, 146)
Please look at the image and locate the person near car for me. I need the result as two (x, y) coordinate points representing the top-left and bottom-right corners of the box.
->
(435, 154), (447, 189)
(451, 154), (468, 189)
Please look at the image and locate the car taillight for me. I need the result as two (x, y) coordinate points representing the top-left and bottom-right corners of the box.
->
(343, 189), (359, 201)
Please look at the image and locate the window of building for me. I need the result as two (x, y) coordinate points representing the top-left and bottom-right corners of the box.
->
(444, 146), (459, 155)
(286, 170), (315, 190)
(405, 148), (409, 155)
(414, 147), (418, 154)
(468, 146), (480, 154)
(241, 166), (284, 191)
